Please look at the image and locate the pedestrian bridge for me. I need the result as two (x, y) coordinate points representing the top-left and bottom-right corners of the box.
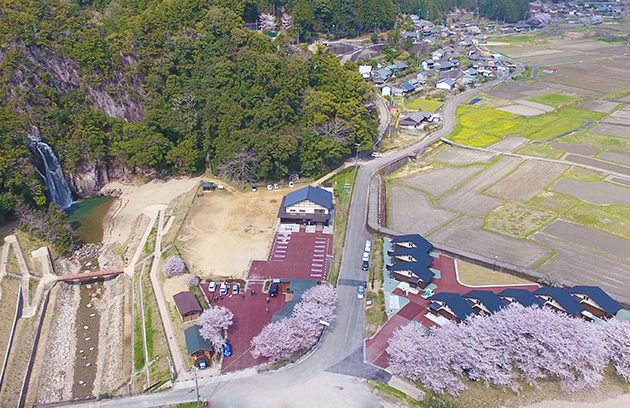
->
(57, 269), (123, 282)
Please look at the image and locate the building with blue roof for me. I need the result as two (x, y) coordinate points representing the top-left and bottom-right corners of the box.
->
(390, 234), (433, 253)
(463, 290), (507, 315)
(278, 185), (333, 225)
(534, 287), (586, 318)
(388, 246), (434, 267)
(388, 262), (435, 289)
(498, 288), (544, 308)
(568, 286), (622, 319)
(429, 293), (475, 323)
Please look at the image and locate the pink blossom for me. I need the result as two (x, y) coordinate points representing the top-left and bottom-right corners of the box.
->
(199, 306), (233, 350)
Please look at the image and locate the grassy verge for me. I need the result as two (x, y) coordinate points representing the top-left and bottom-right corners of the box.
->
(370, 381), (423, 407)
(365, 289), (387, 338)
(404, 97), (443, 112)
(326, 166), (358, 284)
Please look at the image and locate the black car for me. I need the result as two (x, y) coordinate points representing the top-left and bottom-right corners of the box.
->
(362, 260), (369, 271)
(269, 282), (280, 297)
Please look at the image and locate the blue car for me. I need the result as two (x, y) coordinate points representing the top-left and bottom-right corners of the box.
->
(223, 342), (232, 357)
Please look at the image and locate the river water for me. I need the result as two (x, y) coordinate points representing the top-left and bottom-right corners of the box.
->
(66, 197), (115, 244)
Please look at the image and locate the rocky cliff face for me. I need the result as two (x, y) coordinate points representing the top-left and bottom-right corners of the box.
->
(5, 44), (148, 197)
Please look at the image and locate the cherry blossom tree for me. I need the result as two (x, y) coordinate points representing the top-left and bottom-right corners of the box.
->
(162, 255), (186, 277)
(281, 13), (293, 30)
(388, 304), (629, 395)
(199, 306), (234, 350)
(259, 13), (276, 32)
(251, 284), (336, 361)
(189, 275), (200, 287)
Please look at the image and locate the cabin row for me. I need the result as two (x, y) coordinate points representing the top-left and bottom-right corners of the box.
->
(386, 234), (436, 290)
(428, 286), (623, 326)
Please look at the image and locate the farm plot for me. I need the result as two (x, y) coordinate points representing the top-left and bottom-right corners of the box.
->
(497, 104), (547, 117)
(438, 157), (522, 215)
(591, 123), (630, 139)
(577, 99), (619, 113)
(428, 216), (551, 268)
(550, 178), (630, 205)
(484, 202), (555, 238)
(485, 82), (537, 100)
(397, 165), (484, 197)
(485, 161), (568, 202)
(543, 220), (630, 257)
(533, 233), (630, 305)
(598, 150), (630, 166)
(539, 60), (630, 97)
(550, 142), (600, 156)
(564, 155), (630, 177)
(427, 145), (496, 165)
(489, 136), (528, 152)
(387, 184), (459, 235)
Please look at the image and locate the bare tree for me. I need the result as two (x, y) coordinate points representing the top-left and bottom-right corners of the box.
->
(259, 13), (277, 32)
(314, 118), (352, 145)
(219, 150), (258, 184)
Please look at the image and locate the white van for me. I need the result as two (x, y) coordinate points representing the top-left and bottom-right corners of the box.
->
(364, 240), (372, 253)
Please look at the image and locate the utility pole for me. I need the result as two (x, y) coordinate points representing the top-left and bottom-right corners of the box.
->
(194, 367), (201, 408)
(354, 143), (360, 165)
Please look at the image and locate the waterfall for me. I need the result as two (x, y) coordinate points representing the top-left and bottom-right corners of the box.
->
(31, 141), (74, 208)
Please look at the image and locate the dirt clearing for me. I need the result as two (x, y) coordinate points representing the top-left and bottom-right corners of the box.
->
(178, 189), (287, 279)
(486, 161), (568, 202)
(428, 145), (496, 165)
(551, 142), (600, 156)
(456, 260), (533, 286)
(550, 178), (630, 205)
(578, 100), (619, 113)
(497, 104), (546, 116)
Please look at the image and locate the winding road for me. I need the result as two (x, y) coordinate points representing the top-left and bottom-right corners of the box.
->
(67, 78), (507, 407)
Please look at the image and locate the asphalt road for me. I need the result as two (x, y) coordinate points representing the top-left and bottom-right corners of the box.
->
(67, 78), (506, 408)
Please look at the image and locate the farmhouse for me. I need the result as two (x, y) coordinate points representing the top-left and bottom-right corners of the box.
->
(278, 185), (333, 225)
(534, 287), (587, 319)
(436, 78), (456, 91)
(173, 291), (202, 322)
(498, 288), (545, 308)
(358, 65), (372, 79)
(399, 111), (431, 128)
(429, 293), (475, 323)
(463, 290), (507, 316)
(434, 60), (455, 71)
(184, 325), (213, 368)
(200, 181), (216, 192)
(569, 286), (622, 319)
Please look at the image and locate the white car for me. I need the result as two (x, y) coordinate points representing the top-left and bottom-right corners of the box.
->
(208, 282), (217, 292)
(357, 285), (365, 299)
(219, 282), (228, 295)
(364, 240), (372, 253)
(370, 152), (383, 158)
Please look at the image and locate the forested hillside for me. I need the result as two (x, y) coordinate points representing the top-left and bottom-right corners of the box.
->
(397, 0), (530, 23)
(0, 0), (376, 220)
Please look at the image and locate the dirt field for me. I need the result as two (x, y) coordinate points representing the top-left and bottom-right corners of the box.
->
(578, 99), (619, 113)
(484, 202), (554, 238)
(497, 104), (546, 116)
(550, 178), (630, 205)
(564, 155), (630, 177)
(438, 157), (522, 215)
(593, 123), (630, 138)
(551, 142), (600, 156)
(485, 161), (568, 202)
(599, 150), (630, 166)
(429, 216), (551, 268)
(396, 164), (484, 197)
(177, 189), (287, 279)
(387, 184), (458, 235)
(543, 220), (630, 257)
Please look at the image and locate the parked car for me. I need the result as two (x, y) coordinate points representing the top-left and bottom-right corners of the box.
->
(223, 343), (232, 357)
(362, 260), (369, 271)
(269, 282), (280, 297)
(219, 282), (228, 295)
(371, 152), (383, 158)
(232, 283), (240, 295)
(421, 283), (438, 299)
(198, 359), (207, 370)
(251, 184), (257, 192)
(208, 282), (217, 292)
(357, 285), (365, 299)
(364, 240), (372, 253)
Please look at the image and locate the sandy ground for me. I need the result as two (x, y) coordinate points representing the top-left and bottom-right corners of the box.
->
(177, 189), (287, 280)
(102, 177), (203, 246)
(163, 273), (193, 302)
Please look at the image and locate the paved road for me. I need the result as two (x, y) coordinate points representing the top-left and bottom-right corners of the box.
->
(66, 78), (505, 408)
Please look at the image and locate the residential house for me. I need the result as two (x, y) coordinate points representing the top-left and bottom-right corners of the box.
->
(421, 60), (435, 70)
(435, 60), (455, 71)
(429, 293), (475, 323)
(173, 291), (202, 322)
(415, 72), (427, 84)
(184, 325), (213, 368)
(394, 61), (409, 71)
(463, 290), (507, 316)
(200, 181), (216, 192)
(436, 78), (456, 91)
(568, 286), (622, 319)
(381, 85), (392, 97)
(359, 65), (372, 79)
(388, 245), (434, 267)
(400, 81), (416, 94)
(498, 288), (545, 308)
(278, 185), (333, 225)
(458, 38), (474, 47)
(389, 263), (434, 289)
(431, 49), (445, 61)
(401, 31), (418, 40)
(534, 287), (587, 319)
(399, 111), (432, 128)
(373, 67), (392, 81)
